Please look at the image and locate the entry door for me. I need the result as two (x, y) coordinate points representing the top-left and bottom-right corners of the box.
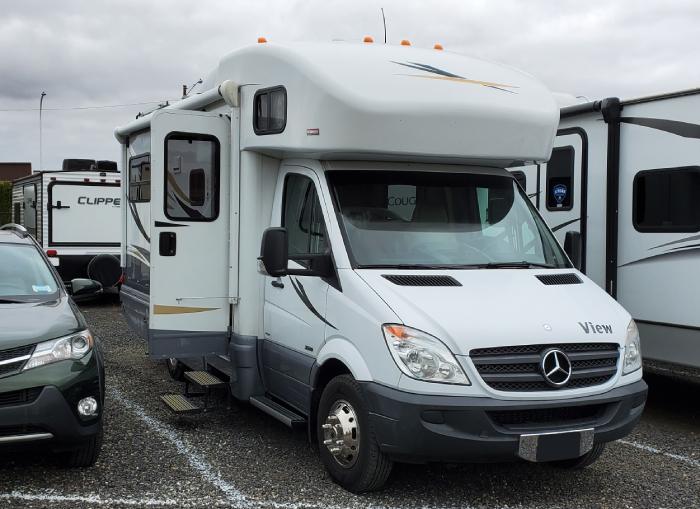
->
(263, 168), (331, 407)
(542, 132), (586, 267)
(148, 109), (231, 358)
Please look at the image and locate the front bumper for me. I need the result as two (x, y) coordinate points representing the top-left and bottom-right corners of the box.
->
(0, 349), (104, 449)
(362, 379), (647, 463)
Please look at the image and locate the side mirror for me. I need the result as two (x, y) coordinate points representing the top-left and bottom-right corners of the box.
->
(259, 227), (289, 277)
(70, 278), (103, 297)
(564, 231), (582, 270)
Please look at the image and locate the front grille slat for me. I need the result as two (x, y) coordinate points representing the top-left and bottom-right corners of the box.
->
(471, 343), (619, 392)
(0, 344), (34, 378)
(0, 387), (43, 407)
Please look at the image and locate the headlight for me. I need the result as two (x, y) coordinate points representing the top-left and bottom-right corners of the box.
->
(382, 324), (470, 385)
(23, 330), (94, 371)
(623, 320), (642, 375)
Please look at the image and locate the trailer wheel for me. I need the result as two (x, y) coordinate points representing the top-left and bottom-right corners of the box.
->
(552, 443), (606, 469)
(87, 254), (121, 288)
(166, 358), (185, 381)
(317, 374), (393, 493)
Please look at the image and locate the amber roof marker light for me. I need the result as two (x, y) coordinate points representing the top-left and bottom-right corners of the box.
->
(400, 39), (411, 46)
(434, 43), (444, 51)
(363, 36), (374, 43)
(257, 37), (268, 44)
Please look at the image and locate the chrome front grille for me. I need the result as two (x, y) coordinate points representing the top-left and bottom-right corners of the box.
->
(0, 344), (34, 378)
(470, 343), (619, 392)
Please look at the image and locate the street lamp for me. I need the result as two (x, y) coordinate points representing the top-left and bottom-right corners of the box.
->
(39, 91), (46, 171)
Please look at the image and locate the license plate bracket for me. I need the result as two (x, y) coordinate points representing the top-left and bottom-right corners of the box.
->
(518, 428), (594, 462)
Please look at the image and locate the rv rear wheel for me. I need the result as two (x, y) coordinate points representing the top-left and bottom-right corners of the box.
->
(317, 374), (393, 493)
(552, 443), (606, 469)
(166, 358), (185, 381)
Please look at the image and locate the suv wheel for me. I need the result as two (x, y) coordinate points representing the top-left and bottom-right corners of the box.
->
(317, 374), (392, 493)
(63, 425), (103, 468)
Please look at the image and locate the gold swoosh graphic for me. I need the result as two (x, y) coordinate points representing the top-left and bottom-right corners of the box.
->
(153, 305), (219, 315)
(397, 73), (519, 89)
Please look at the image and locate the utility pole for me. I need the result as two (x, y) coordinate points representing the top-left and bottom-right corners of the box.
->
(39, 91), (46, 171)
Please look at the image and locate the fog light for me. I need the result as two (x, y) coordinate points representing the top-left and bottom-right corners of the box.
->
(78, 396), (98, 417)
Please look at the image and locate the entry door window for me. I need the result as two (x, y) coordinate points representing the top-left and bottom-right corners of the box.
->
(282, 174), (328, 257)
(546, 146), (574, 210)
(164, 134), (220, 221)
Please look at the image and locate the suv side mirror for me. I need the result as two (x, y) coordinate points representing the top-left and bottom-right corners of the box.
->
(259, 227), (289, 277)
(564, 231), (582, 270)
(70, 278), (103, 297)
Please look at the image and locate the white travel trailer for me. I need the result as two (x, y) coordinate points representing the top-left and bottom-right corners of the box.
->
(115, 42), (647, 492)
(11, 160), (122, 288)
(515, 89), (700, 374)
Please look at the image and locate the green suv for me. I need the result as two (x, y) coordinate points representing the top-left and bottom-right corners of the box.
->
(0, 225), (104, 466)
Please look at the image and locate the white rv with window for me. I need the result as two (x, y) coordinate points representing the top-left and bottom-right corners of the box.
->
(516, 89), (700, 375)
(115, 42), (646, 492)
(11, 160), (122, 289)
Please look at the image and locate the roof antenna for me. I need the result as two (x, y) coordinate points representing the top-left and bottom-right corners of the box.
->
(380, 8), (387, 44)
(183, 78), (203, 99)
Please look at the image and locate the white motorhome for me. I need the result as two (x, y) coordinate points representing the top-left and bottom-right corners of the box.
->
(11, 160), (122, 288)
(115, 42), (647, 492)
(516, 89), (700, 375)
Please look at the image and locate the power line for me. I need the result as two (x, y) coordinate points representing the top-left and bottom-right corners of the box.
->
(0, 99), (179, 112)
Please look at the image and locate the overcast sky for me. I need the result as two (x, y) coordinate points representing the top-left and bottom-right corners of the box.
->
(1, 0), (698, 171)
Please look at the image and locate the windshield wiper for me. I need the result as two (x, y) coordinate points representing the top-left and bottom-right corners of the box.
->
(0, 298), (27, 304)
(357, 264), (459, 270)
(476, 261), (557, 269)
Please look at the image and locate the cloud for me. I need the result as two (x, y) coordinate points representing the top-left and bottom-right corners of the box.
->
(0, 0), (698, 170)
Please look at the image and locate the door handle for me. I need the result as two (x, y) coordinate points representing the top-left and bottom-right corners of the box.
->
(159, 232), (176, 256)
(50, 201), (70, 210)
(271, 280), (284, 289)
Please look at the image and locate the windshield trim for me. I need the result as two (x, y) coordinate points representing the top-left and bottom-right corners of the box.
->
(325, 166), (572, 271)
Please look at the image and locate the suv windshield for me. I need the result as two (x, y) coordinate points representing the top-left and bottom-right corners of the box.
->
(328, 169), (570, 269)
(0, 244), (59, 302)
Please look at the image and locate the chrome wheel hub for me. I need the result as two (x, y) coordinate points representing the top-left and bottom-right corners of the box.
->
(322, 399), (360, 468)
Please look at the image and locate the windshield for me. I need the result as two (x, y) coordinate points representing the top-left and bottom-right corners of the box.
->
(0, 244), (60, 302)
(328, 169), (570, 269)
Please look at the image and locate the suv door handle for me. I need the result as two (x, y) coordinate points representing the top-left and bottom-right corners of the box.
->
(271, 280), (284, 289)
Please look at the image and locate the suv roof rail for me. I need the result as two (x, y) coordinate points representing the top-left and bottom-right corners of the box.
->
(0, 223), (29, 237)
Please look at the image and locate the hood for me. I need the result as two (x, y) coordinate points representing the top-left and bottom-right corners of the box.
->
(0, 297), (85, 350)
(357, 269), (630, 356)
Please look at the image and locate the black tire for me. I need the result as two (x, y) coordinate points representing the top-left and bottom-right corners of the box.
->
(166, 358), (186, 381)
(317, 374), (393, 493)
(552, 443), (606, 469)
(63, 426), (103, 468)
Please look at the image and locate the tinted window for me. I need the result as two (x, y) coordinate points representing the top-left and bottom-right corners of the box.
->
(634, 166), (700, 232)
(129, 154), (151, 203)
(254, 87), (287, 135)
(546, 146), (574, 210)
(0, 244), (58, 301)
(282, 174), (328, 258)
(165, 134), (220, 221)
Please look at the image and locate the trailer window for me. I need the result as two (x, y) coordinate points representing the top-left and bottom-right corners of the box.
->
(546, 146), (574, 211)
(129, 154), (151, 203)
(634, 166), (700, 232)
(283, 174), (328, 258)
(164, 134), (220, 221)
(254, 86), (287, 135)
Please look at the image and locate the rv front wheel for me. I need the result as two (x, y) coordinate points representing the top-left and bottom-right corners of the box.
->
(317, 374), (393, 493)
(166, 358), (185, 381)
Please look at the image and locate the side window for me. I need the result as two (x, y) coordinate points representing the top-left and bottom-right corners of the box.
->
(128, 154), (151, 203)
(13, 202), (21, 223)
(634, 166), (700, 232)
(254, 86), (287, 135)
(546, 146), (574, 211)
(165, 134), (220, 221)
(283, 174), (328, 257)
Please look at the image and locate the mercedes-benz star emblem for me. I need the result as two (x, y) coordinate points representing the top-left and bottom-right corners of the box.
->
(540, 348), (572, 387)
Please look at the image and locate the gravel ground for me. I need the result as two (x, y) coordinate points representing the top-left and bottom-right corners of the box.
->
(1, 297), (699, 509)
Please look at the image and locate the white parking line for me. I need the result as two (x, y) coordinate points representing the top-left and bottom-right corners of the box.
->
(620, 439), (700, 468)
(108, 387), (249, 507)
(0, 491), (224, 507)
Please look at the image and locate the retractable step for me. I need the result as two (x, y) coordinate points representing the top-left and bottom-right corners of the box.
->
(161, 394), (202, 415)
(184, 370), (227, 389)
(249, 395), (306, 428)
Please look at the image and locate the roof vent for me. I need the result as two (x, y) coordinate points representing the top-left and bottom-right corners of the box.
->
(536, 273), (582, 285)
(382, 275), (462, 287)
